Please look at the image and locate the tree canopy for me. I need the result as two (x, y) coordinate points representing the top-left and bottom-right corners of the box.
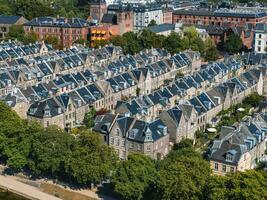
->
(223, 33), (243, 54)
(0, 102), (117, 185)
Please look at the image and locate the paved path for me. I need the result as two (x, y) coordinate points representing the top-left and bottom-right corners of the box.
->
(0, 175), (62, 200)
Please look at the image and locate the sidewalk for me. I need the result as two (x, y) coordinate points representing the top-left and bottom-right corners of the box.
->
(0, 174), (62, 200)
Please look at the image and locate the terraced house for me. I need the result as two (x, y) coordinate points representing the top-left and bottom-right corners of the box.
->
(210, 114), (267, 175)
(93, 113), (170, 160)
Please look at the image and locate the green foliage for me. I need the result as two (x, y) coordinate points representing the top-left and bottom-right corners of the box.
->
(6, 25), (38, 44)
(204, 170), (267, 200)
(65, 130), (118, 185)
(94, 39), (110, 49)
(6, 25), (25, 41)
(223, 34), (243, 54)
(0, 102), (117, 185)
(44, 35), (59, 48)
(111, 153), (156, 200)
(22, 31), (38, 44)
(2, 0), (88, 20)
(148, 19), (157, 27)
(83, 107), (96, 128)
(163, 32), (183, 54)
(11, 0), (54, 20)
(155, 148), (211, 200)
(173, 138), (193, 150)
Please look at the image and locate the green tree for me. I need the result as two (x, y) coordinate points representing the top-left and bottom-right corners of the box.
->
(83, 107), (96, 128)
(6, 25), (25, 41)
(163, 32), (183, 55)
(28, 126), (74, 177)
(64, 130), (118, 185)
(155, 148), (210, 200)
(22, 31), (38, 44)
(122, 32), (141, 54)
(93, 39), (110, 49)
(173, 139), (193, 150)
(11, 0), (54, 20)
(223, 33), (243, 54)
(44, 35), (59, 48)
(110, 35), (126, 47)
(0, 3), (11, 15)
(204, 170), (267, 200)
(112, 153), (156, 200)
(148, 19), (157, 27)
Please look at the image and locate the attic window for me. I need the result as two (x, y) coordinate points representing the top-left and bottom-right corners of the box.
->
(226, 153), (233, 162)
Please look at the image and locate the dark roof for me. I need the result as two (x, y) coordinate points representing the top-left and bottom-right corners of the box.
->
(147, 23), (175, 33)
(0, 15), (23, 24)
(25, 17), (91, 28)
(101, 14), (117, 24)
(174, 9), (267, 18)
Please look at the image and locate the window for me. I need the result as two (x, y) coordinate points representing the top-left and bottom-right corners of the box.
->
(259, 34), (262, 39)
(116, 139), (120, 146)
(222, 165), (226, 172)
(230, 167), (235, 173)
(258, 40), (262, 45)
(130, 142), (134, 149)
(110, 137), (114, 145)
(146, 145), (151, 152)
(258, 47), (261, 52)
(116, 129), (120, 136)
(214, 163), (218, 171)
(226, 153), (233, 162)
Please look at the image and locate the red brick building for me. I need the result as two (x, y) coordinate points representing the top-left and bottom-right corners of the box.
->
(89, 0), (107, 23)
(24, 17), (91, 48)
(162, 8), (173, 24)
(173, 9), (267, 27)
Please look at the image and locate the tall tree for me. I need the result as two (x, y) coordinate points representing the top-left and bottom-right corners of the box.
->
(112, 153), (156, 200)
(223, 33), (243, 54)
(64, 130), (117, 185)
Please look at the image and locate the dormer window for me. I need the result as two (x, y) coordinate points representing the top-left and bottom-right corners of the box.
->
(44, 109), (51, 117)
(226, 151), (235, 162)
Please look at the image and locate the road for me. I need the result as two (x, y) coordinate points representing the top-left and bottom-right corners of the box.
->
(0, 174), (62, 200)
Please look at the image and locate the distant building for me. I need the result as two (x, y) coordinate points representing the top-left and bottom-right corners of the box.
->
(133, 4), (163, 32)
(90, 5), (133, 46)
(24, 17), (91, 48)
(0, 15), (28, 39)
(89, 0), (108, 23)
(254, 23), (267, 54)
(173, 9), (267, 27)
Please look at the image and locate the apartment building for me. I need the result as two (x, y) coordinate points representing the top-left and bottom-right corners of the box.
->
(254, 23), (267, 54)
(133, 5), (163, 32)
(24, 17), (92, 48)
(173, 9), (267, 27)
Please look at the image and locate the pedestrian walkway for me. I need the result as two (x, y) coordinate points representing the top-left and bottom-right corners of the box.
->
(0, 175), (61, 200)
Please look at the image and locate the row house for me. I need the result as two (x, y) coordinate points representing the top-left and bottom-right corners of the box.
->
(93, 113), (170, 160)
(188, 68), (263, 130)
(209, 113), (267, 175)
(0, 41), (52, 63)
(114, 57), (244, 122)
(0, 45), (123, 96)
(158, 67), (264, 145)
(27, 81), (104, 131)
